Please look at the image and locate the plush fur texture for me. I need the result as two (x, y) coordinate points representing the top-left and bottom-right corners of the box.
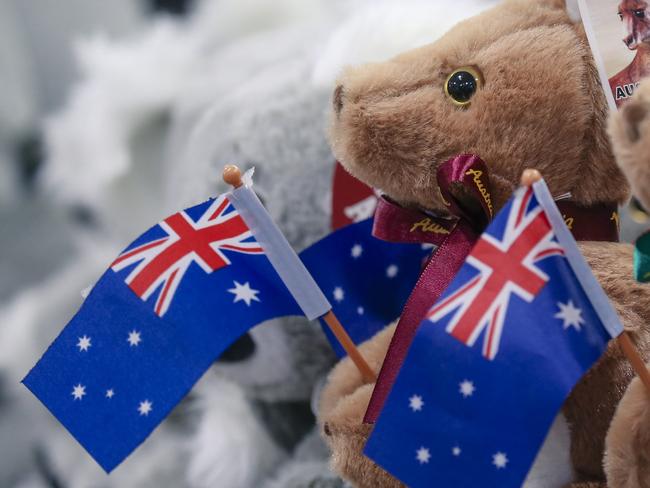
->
(610, 78), (650, 211)
(321, 0), (650, 486)
(604, 374), (650, 488)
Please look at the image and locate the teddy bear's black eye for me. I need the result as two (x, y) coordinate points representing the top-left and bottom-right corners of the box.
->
(445, 67), (483, 107)
(635, 9), (646, 18)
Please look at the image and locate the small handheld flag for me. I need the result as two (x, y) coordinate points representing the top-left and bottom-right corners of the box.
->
(22, 165), (376, 472)
(365, 178), (625, 488)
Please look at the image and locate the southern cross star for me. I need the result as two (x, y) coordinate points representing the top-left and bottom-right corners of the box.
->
(77, 335), (91, 352)
(554, 300), (585, 331)
(333, 287), (344, 302)
(138, 400), (153, 416)
(459, 380), (476, 398)
(228, 281), (261, 306)
(409, 394), (424, 412)
(127, 330), (142, 347)
(416, 447), (431, 464)
(386, 264), (399, 278)
(351, 244), (363, 258)
(71, 384), (86, 400)
(493, 452), (508, 469)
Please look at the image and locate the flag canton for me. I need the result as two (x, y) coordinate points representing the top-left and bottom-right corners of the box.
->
(365, 188), (614, 488)
(23, 197), (302, 472)
(111, 196), (264, 317)
(428, 188), (608, 366)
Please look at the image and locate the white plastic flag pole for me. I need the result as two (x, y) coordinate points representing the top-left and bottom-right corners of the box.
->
(521, 169), (650, 395)
(223, 165), (376, 383)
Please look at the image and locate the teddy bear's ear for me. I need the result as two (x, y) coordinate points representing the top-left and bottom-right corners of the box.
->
(564, 0), (581, 22)
(535, 0), (581, 22)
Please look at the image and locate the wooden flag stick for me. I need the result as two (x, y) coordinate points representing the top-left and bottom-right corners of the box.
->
(222, 164), (377, 383)
(618, 332), (650, 395)
(322, 310), (377, 383)
(223, 164), (244, 188)
(520, 168), (542, 187)
(520, 169), (650, 395)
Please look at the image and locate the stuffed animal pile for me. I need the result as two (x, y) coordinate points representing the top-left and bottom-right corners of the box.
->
(320, 1), (650, 487)
(3, 0), (648, 486)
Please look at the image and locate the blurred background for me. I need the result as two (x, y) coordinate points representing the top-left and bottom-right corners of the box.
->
(0, 1), (645, 487)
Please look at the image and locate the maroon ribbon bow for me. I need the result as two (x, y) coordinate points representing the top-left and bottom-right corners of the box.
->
(364, 154), (492, 423)
(364, 154), (621, 423)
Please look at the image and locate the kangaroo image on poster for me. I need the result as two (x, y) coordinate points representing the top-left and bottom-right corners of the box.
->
(579, 0), (650, 109)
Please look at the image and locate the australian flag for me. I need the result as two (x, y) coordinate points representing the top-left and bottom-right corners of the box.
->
(365, 180), (623, 488)
(22, 192), (314, 472)
(23, 174), (425, 472)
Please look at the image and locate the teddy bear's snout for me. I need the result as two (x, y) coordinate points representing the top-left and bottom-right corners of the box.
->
(333, 85), (344, 115)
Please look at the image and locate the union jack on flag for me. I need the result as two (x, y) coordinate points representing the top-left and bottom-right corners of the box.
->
(111, 196), (263, 317)
(427, 187), (565, 360)
(365, 180), (624, 488)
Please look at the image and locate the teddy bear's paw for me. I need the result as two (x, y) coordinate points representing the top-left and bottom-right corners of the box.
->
(609, 78), (650, 210)
(318, 323), (404, 487)
(604, 372), (650, 488)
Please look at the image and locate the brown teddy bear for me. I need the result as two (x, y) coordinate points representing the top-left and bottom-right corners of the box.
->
(606, 78), (650, 488)
(319, 0), (650, 487)
(610, 79), (650, 213)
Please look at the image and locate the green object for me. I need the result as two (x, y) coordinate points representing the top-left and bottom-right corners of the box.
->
(635, 232), (650, 283)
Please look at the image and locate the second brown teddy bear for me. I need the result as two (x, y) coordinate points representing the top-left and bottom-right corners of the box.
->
(610, 79), (650, 213)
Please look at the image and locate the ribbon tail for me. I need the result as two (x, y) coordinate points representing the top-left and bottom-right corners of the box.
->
(363, 222), (478, 423)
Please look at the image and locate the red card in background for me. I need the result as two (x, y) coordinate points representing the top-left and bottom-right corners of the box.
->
(331, 161), (378, 230)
